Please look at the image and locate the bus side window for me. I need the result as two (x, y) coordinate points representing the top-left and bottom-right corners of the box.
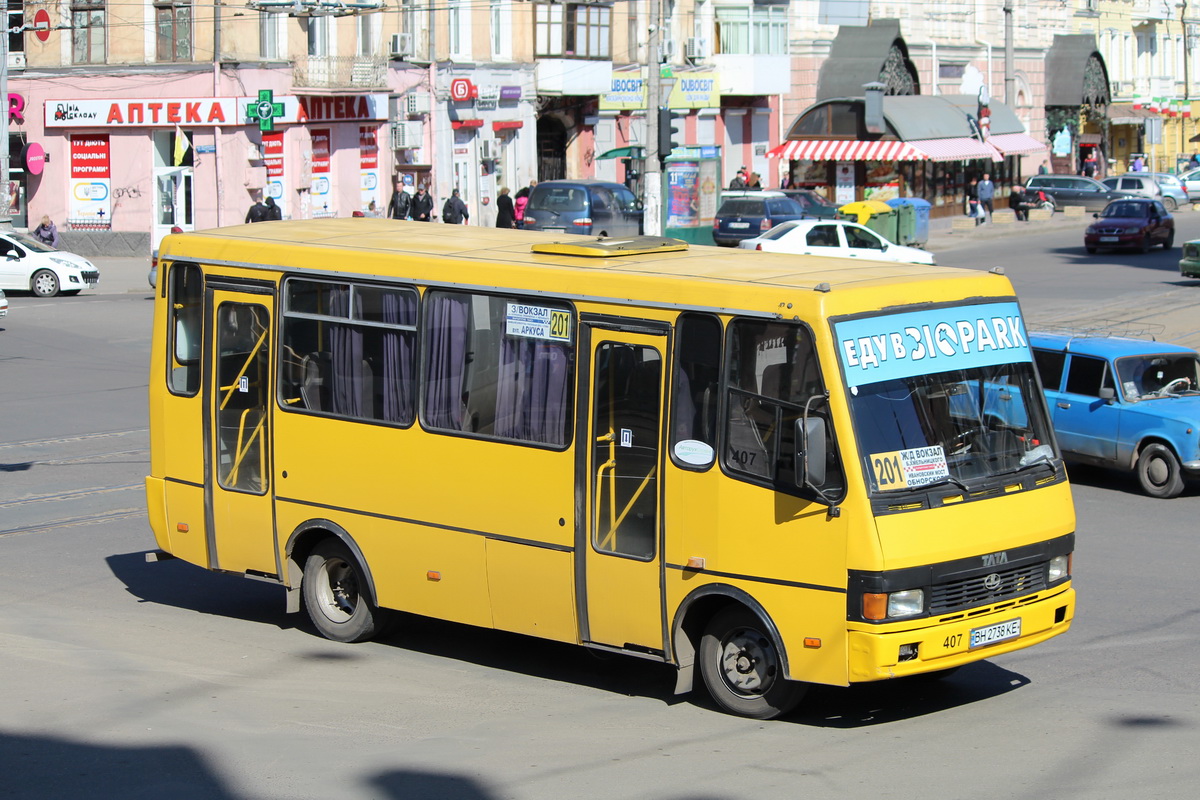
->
(670, 313), (721, 468)
(168, 262), (203, 396)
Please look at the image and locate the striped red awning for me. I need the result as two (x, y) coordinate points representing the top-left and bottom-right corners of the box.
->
(986, 132), (1048, 156)
(767, 139), (927, 161)
(768, 137), (1003, 163)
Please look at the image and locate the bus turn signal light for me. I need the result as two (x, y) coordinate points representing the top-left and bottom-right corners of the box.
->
(426, 571), (441, 581)
(862, 593), (888, 621)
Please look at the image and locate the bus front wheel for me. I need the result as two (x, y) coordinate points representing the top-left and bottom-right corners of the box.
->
(302, 539), (392, 643)
(698, 606), (806, 719)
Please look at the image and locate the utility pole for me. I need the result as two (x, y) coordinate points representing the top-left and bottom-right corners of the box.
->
(1, 13), (10, 230)
(1003, 0), (1014, 106)
(643, 0), (663, 236)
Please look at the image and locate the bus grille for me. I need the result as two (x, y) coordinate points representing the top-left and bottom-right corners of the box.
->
(930, 562), (1047, 613)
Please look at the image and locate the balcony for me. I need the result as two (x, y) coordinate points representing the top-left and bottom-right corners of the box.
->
(293, 56), (387, 90)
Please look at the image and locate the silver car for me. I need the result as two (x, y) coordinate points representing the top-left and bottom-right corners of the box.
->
(1102, 173), (1186, 211)
(1178, 167), (1200, 201)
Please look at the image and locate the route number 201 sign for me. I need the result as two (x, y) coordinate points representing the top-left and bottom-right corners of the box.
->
(870, 445), (950, 491)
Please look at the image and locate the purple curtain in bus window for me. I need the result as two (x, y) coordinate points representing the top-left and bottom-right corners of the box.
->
(495, 337), (570, 444)
(328, 288), (364, 417)
(381, 290), (417, 423)
(424, 294), (469, 430)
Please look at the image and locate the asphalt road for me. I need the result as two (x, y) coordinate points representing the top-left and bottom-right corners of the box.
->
(1, 237), (1198, 800)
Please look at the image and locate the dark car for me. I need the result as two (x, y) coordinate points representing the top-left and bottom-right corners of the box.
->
(780, 189), (840, 219)
(522, 180), (643, 237)
(713, 192), (810, 246)
(1025, 174), (1135, 213)
(1084, 198), (1174, 253)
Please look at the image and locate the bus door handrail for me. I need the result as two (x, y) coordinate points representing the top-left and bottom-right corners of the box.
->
(219, 327), (269, 412)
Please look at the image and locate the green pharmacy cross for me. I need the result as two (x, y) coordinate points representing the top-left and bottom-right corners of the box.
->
(248, 90), (286, 132)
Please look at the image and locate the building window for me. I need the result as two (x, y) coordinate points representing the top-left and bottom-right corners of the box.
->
(72, 0), (106, 64)
(448, 0), (469, 58)
(492, 0), (513, 61)
(715, 4), (787, 55)
(259, 12), (283, 60)
(535, 2), (611, 59)
(155, 1), (192, 61)
(356, 11), (375, 57)
(306, 16), (330, 57)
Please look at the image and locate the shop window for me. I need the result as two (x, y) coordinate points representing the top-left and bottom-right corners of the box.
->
(155, 1), (192, 62)
(534, 2), (611, 59)
(71, 0), (106, 65)
(715, 4), (788, 56)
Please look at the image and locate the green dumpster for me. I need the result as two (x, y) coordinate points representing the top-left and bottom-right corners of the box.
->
(838, 200), (898, 243)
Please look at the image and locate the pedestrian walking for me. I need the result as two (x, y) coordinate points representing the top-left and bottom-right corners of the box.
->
(514, 186), (530, 226)
(442, 188), (469, 225)
(977, 173), (995, 222)
(264, 196), (282, 220)
(245, 197), (268, 223)
(32, 215), (61, 247)
(495, 187), (516, 228)
(411, 185), (433, 221)
(388, 181), (411, 220)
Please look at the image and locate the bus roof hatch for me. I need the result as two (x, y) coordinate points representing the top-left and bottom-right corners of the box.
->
(531, 236), (689, 258)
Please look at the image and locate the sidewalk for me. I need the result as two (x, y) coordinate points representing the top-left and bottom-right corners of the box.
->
(925, 208), (1092, 254)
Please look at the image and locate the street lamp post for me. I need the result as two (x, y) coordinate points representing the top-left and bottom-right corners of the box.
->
(1, 14), (11, 230)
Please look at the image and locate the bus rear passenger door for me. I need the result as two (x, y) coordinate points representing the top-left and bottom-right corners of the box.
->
(205, 289), (279, 576)
(580, 324), (667, 653)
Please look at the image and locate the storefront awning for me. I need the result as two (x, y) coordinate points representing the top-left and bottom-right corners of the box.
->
(768, 136), (1002, 163)
(597, 146), (645, 160)
(985, 132), (1047, 156)
(767, 139), (927, 161)
(1107, 104), (1156, 125)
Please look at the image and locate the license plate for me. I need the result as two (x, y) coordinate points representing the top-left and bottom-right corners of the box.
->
(1099, 236), (1119, 242)
(542, 227), (565, 233)
(729, 222), (750, 229)
(969, 618), (1021, 649)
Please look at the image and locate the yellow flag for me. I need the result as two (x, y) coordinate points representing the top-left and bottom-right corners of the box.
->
(173, 125), (190, 166)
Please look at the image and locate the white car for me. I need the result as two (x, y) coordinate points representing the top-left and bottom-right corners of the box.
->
(0, 231), (100, 297)
(1177, 167), (1200, 201)
(738, 219), (936, 265)
(0, 288), (7, 317)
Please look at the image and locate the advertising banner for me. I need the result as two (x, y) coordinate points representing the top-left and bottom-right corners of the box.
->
(45, 95), (389, 128)
(310, 129), (333, 217)
(69, 134), (111, 225)
(263, 131), (285, 216)
(359, 126), (380, 214)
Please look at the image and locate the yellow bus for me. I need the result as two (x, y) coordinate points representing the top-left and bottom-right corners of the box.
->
(146, 220), (1075, 719)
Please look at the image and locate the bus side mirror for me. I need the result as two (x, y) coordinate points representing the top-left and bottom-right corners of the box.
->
(795, 417), (827, 487)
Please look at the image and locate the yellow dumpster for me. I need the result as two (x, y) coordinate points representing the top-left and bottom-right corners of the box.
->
(836, 200), (894, 225)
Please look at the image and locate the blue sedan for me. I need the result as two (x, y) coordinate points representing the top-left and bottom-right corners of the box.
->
(1030, 332), (1200, 497)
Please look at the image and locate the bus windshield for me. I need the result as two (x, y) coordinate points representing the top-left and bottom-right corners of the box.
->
(834, 301), (1057, 494)
(849, 362), (1055, 492)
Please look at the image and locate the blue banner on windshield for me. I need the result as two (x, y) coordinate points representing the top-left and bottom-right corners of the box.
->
(835, 302), (1031, 388)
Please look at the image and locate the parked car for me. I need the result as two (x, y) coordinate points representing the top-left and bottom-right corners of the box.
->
(1025, 174), (1135, 212)
(737, 218), (936, 265)
(1100, 173), (1185, 211)
(1083, 198), (1174, 253)
(521, 180), (643, 238)
(1177, 167), (1200, 201)
(0, 288), (7, 318)
(1029, 331), (1200, 497)
(780, 189), (840, 219)
(713, 192), (811, 246)
(0, 232), (100, 297)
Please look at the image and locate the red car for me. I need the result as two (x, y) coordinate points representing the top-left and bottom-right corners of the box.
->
(1084, 197), (1174, 254)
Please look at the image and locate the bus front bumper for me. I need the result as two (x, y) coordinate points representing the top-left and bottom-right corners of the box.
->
(846, 585), (1075, 682)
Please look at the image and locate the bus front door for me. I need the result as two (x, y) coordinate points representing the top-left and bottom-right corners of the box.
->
(581, 327), (667, 653)
(204, 291), (278, 576)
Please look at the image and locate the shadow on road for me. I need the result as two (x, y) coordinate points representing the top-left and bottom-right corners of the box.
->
(1045, 244), (1186, 273)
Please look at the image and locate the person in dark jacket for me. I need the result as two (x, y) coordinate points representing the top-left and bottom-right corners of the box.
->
(388, 181), (411, 220)
(245, 198), (268, 223)
(411, 186), (434, 221)
(1009, 184), (1028, 221)
(442, 189), (469, 224)
(264, 196), (282, 220)
(32, 215), (61, 247)
(495, 187), (516, 228)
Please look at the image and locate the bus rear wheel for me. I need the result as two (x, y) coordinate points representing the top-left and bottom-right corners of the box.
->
(302, 539), (392, 643)
(698, 606), (806, 719)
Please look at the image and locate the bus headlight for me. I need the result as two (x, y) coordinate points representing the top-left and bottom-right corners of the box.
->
(863, 589), (925, 620)
(1048, 554), (1070, 582)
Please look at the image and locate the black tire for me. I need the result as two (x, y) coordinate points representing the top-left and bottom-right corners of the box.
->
(1086, 246), (1097, 254)
(1164, 197), (1178, 211)
(1140, 234), (1152, 254)
(31, 269), (60, 297)
(1135, 443), (1185, 499)
(302, 539), (392, 643)
(698, 606), (806, 719)
(1164, 230), (1175, 250)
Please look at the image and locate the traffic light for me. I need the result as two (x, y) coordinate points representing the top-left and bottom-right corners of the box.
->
(658, 107), (683, 160)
